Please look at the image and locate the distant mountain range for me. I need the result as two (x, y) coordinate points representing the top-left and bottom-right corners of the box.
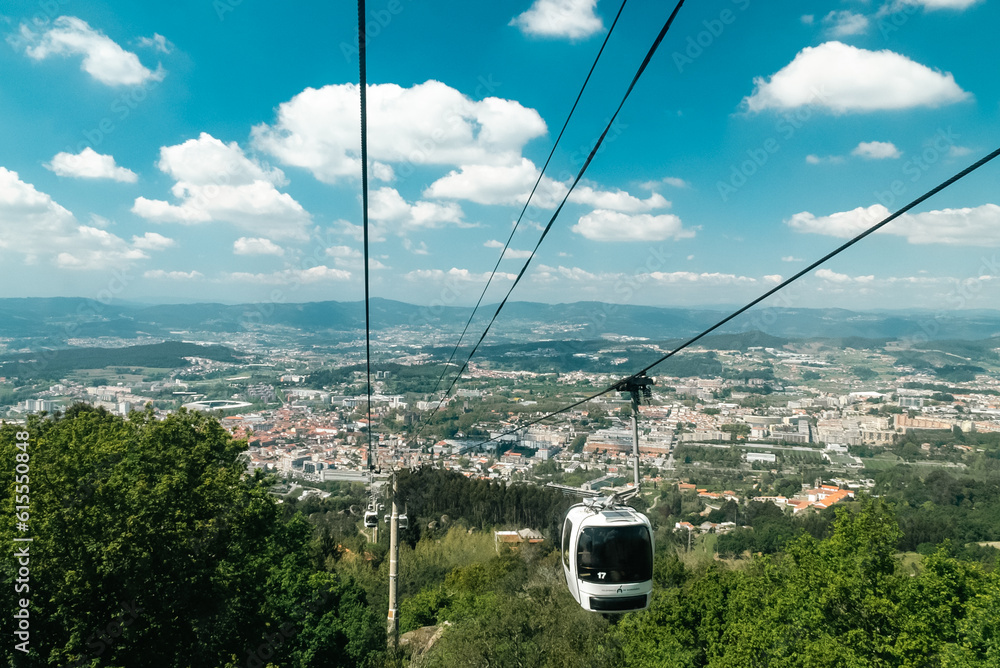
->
(2, 297), (1000, 346)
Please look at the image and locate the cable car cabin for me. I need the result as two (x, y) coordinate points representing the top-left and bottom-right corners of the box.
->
(562, 504), (653, 613)
(363, 508), (378, 528)
(381, 514), (408, 529)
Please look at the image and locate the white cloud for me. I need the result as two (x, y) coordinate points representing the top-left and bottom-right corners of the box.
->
(403, 267), (516, 283)
(322, 244), (387, 270)
(661, 177), (690, 189)
(509, 0), (603, 39)
(132, 197), (210, 224)
(132, 133), (310, 240)
(805, 154), (846, 165)
(137, 33), (172, 53)
(526, 265), (790, 294)
(88, 214), (112, 228)
(884, 275), (959, 285)
(402, 239), (429, 255)
(481, 239), (532, 260)
(425, 159), (667, 214)
(782, 256), (804, 262)
(369, 187), (466, 233)
(881, 0), (981, 12)
(131, 232), (175, 251)
(154, 132), (286, 185)
(424, 159), (566, 207)
(325, 245), (361, 259)
(234, 237), (284, 256)
(225, 266), (351, 284)
(45, 148), (138, 182)
(801, 14), (815, 24)
(571, 210), (695, 242)
(339, 220), (385, 244)
(16, 16), (164, 86)
(822, 10), (869, 36)
(917, 0), (980, 6)
(743, 41), (970, 113)
(787, 204), (888, 238)
(533, 264), (600, 282)
(891, 205), (1000, 245)
(852, 141), (901, 159)
(144, 269), (202, 280)
(569, 186), (669, 213)
(0, 167), (152, 270)
(252, 81), (547, 183)
(788, 203), (1000, 246)
(948, 145), (974, 158)
(53, 225), (149, 269)
(816, 268), (875, 283)
(648, 271), (757, 285)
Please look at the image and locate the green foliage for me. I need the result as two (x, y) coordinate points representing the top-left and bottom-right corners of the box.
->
(774, 477), (802, 498)
(721, 423), (751, 438)
(852, 365), (879, 380)
(904, 381), (1000, 397)
(661, 353), (724, 379)
(0, 406), (383, 667)
(936, 364), (986, 383)
(12, 404), (1000, 667)
(396, 467), (572, 539)
(723, 366), (776, 382)
(615, 499), (1000, 667)
(0, 341), (240, 381)
(421, 551), (620, 668)
(675, 445), (742, 468)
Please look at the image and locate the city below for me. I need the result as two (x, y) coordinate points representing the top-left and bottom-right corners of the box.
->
(3, 298), (998, 531)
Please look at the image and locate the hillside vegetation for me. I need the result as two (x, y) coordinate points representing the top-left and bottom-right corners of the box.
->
(4, 408), (1000, 666)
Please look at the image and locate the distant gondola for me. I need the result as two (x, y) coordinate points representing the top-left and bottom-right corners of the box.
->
(562, 503), (653, 613)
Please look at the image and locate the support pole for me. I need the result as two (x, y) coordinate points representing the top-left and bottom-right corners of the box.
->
(631, 389), (640, 491)
(386, 474), (399, 648)
(613, 374), (653, 499)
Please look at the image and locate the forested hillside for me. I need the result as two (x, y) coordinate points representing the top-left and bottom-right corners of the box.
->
(0, 341), (242, 380)
(1, 407), (384, 667)
(4, 408), (1000, 666)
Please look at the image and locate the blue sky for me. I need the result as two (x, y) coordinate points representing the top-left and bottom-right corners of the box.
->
(1, 0), (998, 314)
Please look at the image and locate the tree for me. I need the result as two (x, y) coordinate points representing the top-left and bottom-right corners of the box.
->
(422, 552), (619, 668)
(0, 405), (384, 667)
(852, 365), (878, 380)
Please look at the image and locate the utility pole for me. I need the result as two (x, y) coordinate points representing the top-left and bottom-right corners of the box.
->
(386, 473), (400, 648)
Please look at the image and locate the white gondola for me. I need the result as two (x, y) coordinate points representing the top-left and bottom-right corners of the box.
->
(383, 513), (409, 529)
(364, 505), (378, 528)
(562, 374), (655, 613)
(562, 502), (653, 613)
